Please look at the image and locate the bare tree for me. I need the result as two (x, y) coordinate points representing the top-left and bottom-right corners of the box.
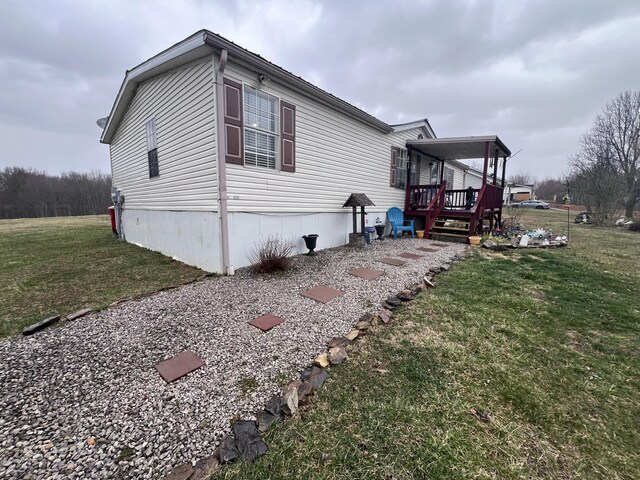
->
(585, 90), (640, 217)
(569, 150), (625, 225)
(508, 171), (535, 186)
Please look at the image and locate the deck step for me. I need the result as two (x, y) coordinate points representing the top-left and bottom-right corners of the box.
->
(429, 233), (469, 244)
(429, 231), (468, 238)
(431, 226), (469, 233)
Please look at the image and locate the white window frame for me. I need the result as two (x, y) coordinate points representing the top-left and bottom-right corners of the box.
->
(243, 84), (280, 170)
(145, 118), (159, 178)
(396, 148), (416, 189)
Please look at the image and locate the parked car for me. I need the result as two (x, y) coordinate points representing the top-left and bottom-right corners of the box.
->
(511, 199), (550, 209)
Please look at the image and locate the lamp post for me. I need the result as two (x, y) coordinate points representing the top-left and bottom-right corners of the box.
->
(563, 183), (570, 246)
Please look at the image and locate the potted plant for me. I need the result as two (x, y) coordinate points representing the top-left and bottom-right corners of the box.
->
(468, 235), (481, 246)
(302, 234), (319, 255)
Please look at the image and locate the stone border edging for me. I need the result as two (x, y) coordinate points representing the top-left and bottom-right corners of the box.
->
(164, 249), (470, 479)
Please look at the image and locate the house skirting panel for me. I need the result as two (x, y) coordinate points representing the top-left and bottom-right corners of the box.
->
(121, 209), (221, 273)
(227, 210), (389, 269)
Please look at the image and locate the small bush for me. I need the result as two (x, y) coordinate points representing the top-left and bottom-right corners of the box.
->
(249, 235), (295, 273)
(502, 204), (525, 230)
(629, 220), (640, 232)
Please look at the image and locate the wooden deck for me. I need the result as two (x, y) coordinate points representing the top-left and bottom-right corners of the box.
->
(405, 184), (504, 241)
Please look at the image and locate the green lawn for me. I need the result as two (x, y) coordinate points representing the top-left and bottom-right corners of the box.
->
(0, 215), (204, 338)
(218, 209), (640, 479)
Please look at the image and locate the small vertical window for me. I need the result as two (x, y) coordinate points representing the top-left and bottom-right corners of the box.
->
(146, 118), (159, 178)
(395, 148), (408, 189)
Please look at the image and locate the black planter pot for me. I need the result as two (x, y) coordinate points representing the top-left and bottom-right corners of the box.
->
(302, 234), (319, 256)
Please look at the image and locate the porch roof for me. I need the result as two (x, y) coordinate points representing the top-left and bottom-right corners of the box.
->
(406, 135), (511, 160)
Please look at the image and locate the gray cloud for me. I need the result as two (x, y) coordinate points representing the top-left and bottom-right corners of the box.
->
(1, 0), (639, 178)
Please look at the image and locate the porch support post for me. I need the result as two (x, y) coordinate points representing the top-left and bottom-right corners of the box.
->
(500, 155), (507, 187)
(482, 141), (489, 185)
(492, 148), (498, 186)
(360, 206), (365, 235)
(405, 145), (413, 211)
(440, 160), (445, 184)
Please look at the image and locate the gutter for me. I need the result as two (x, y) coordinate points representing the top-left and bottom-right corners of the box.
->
(202, 32), (392, 134)
(214, 49), (233, 275)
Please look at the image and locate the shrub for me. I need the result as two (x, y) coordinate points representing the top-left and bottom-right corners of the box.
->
(502, 204), (525, 230)
(249, 235), (295, 273)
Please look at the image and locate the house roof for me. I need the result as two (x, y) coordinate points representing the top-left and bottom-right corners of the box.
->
(406, 135), (511, 160)
(391, 119), (436, 138)
(100, 30), (393, 144)
(446, 158), (484, 177)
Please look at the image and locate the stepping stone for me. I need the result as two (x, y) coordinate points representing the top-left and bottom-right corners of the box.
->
(348, 268), (385, 280)
(430, 242), (449, 247)
(301, 285), (344, 303)
(155, 351), (204, 383)
(417, 247), (439, 253)
(378, 257), (406, 266)
(248, 314), (284, 332)
(398, 252), (423, 260)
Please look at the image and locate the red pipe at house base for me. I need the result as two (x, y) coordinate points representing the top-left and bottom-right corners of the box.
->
(108, 206), (117, 235)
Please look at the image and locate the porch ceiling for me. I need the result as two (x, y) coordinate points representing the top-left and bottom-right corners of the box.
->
(406, 135), (511, 160)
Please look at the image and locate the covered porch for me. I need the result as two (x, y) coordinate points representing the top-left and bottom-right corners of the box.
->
(403, 136), (511, 240)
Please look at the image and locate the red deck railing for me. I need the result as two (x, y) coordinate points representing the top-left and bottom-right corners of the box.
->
(405, 184), (441, 210)
(406, 183), (504, 237)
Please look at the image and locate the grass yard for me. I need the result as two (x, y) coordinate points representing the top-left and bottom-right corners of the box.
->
(0, 215), (204, 338)
(218, 209), (640, 479)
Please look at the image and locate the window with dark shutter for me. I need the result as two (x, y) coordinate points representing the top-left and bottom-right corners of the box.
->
(390, 147), (397, 187)
(244, 85), (279, 169)
(396, 149), (408, 189)
(146, 118), (159, 178)
(280, 101), (296, 172)
(223, 78), (244, 165)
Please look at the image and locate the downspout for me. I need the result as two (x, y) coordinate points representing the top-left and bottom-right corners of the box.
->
(214, 49), (233, 275)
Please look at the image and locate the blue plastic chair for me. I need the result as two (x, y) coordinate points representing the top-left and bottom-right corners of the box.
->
(387, 207), (415, 239)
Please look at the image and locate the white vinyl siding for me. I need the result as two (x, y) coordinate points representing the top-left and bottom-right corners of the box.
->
(110, 58), (217, 211)
(223, 62), (432, 213)
(464, 171), (484, 189)
(447, 163), (465, 190)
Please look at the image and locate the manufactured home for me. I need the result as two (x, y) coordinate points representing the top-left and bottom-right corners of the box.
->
(100, 30), (511, 274)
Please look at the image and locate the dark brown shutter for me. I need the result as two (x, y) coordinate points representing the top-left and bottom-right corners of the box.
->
(223, 78), (243, 165)
(390, 147), (398, 187)
(281, 101), (296, 173)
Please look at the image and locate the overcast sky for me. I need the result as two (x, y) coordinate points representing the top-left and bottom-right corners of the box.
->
(1, 0), (639, 179)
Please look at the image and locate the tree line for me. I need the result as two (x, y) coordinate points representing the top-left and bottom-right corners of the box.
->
(0, 167), (112, 219)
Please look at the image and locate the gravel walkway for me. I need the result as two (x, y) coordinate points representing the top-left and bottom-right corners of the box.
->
(0, 238), (466, 479)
